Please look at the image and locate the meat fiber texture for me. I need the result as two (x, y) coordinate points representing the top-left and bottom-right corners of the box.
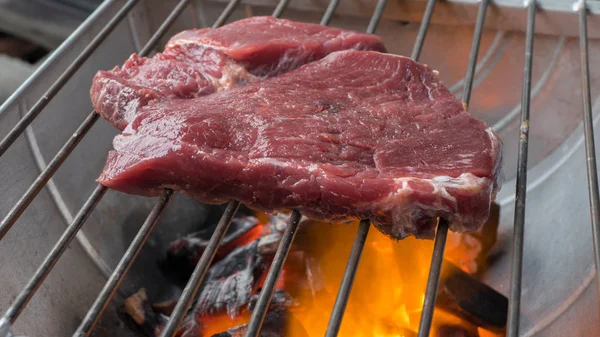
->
(90, 16), (385, 130)
(98, 50), (503, 240)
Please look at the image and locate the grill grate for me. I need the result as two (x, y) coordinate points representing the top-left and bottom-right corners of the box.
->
(0, 0), (598, 336)
(506, 1), (536, 336)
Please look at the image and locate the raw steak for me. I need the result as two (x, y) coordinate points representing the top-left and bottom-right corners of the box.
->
(90, 16), (385, 130)
(98, 50), (503, 239)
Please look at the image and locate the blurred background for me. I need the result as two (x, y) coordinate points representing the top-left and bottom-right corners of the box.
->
(0, 0), (102, 104)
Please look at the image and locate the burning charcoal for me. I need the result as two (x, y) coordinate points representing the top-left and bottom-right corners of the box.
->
(168, 216), (263, 264)
(211, 309), (308, 337)
(195, 241), (264, 318)
(122, 288), (165, 337)
(436, 325), (479, 337)
(248, 290), (298, 312)
(437, 262), (508, 332)
(257, 232), (284, 255)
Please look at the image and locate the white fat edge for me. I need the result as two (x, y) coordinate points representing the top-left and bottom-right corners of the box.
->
(485, 126), (504, 191)
(166, 39), (215, 49)
(378, 173), (490, 210)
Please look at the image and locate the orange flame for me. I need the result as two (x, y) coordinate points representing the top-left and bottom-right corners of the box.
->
(195, 216), (499, 337)
(287, 220), (495, 337)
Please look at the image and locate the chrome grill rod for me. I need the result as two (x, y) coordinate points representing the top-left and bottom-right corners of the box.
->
(417, 0), (491, 335)
(506, 1), (536, 336)
(324, 1), (437, 334)
(577, 0), (600, 315)
(0, 0), (143, 158)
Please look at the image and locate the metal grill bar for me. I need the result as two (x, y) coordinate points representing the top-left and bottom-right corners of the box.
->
(578, 0), (600, 311)
(366, 0), (388, 34)
(324, 3), (438, 334)
(0, 0), (141, 158)
(417, 0), (490, 334)
(0, 0), (195, 243)
(72, 190), (173, 337)
(213, 0), (243, 28)
(506, 1), (536, 336)
(320, 0), (341, 25)
(243, 210), (302, 337)
(410, 0), (437, 61)
(0, 185), (107, 327)
(462, 0), (491, 108)
(273, 0), (291, 18)
(324, 219), (371, 337)
(417, 219), (449, 337)
(159, 200), (241, 337)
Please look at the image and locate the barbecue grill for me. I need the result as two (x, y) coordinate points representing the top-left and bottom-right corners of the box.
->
(1, 0), (599, 336)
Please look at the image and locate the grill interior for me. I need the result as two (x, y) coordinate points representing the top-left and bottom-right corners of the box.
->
(1, 0), (600, 336)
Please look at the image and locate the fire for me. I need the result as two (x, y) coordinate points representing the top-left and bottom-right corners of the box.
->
(185, 214), (500, 336)
(286, 220), (496, 337)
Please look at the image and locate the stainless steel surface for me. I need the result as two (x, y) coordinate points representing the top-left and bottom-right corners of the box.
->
(244, 210), (301, 337)
(73, 190), (173, 336)
(578, 0), (600, 315)
(2, 0), (600, 336)
(0, 0), (141, 158)
(1, 185), (107, 326)
(507, 1), (536, 335)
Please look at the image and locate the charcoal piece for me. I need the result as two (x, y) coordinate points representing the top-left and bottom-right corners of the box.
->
(247, 289), (297, 312)
(166, 215), (263, 278)
(195, 241), (264, 318)
(256, 233), (283, 255)
(436, 325), (479, 337)
(177, 314), (203, 337)
(437, 262), (508, 332)
(211, 309), (308, 337)
(121, 288), (165, 337)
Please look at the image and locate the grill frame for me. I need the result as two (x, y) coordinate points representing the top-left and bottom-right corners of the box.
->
(0, 0), (597, 336)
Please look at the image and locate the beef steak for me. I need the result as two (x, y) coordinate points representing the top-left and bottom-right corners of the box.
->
(98, 50), (503, 239)
(90, 16), (385, 130)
